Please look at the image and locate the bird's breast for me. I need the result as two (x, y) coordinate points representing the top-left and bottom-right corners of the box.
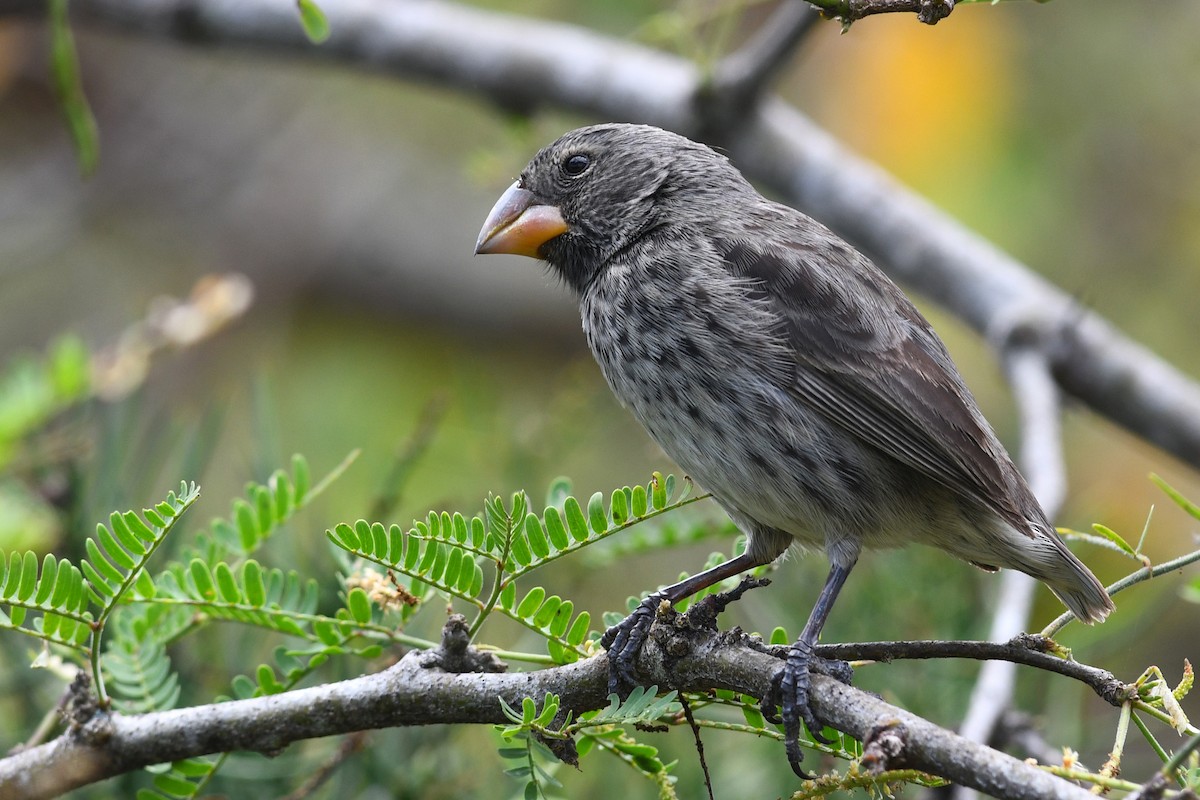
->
(578, 255), (888, 543)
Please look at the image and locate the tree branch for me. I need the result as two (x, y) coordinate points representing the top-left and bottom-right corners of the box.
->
(699, 0), (819, 131)
(0, 620), (1105, 800)
(805, 0), (955, 26)
(732, 105), (1200, 470)
(0, 3), (1195, 796)
(3, 0), (1197, 471)
(814, 637), (1130, 706)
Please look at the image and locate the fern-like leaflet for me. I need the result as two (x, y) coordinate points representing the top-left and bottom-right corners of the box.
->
(327, 473), (707, 664)
(496, 688), (683, 799)
(132, 757), (219, 800)
(81, 480), (200, 701)
(0, 551), (91, 650)
(107, 455), (358, 799)
(183, 451), (354, 566)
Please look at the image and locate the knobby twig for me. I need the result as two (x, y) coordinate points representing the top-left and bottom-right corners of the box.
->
(0, 620), (1109, 800)
(805, 0), (954, 25)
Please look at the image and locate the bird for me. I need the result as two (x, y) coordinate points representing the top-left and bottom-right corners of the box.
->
(473, 122), (1113, 776)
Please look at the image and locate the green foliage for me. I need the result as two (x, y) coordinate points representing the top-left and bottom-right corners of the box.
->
(105, 455), (365, 708)
(144, 559), (319, 636)
(1152, 473), (1200, 522)
(327, 472), (706, 664)
(3, 437), (1197, 800)
(84, 483), (200, 615)
(133, 758), (219, 800)
(571, 689), (681, 799)
(79, 481), (199, 704)
(496, 728), (567, 800)
(47, 0), (99, 174)
(0, 549), (91, 649)
(571, 686), (680, 730)
(496, 689), (682, 800)
(105, 628), (180, 714)
(184, 451), (348, 566)
(63, 455), (378, 796)
(296, 0), (331, 43)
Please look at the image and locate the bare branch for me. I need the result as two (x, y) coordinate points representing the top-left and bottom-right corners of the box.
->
(814, 637), (1130, 705)
(0, 2), (1194, 795)
(0, 625), (1104, 800)
(732, 105), (1200, 470)
(701, 0), (819, 127)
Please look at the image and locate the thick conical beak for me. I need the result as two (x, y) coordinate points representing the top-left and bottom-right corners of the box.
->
(474, 182), (568, 258)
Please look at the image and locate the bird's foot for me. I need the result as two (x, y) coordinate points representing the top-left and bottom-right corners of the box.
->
(762, 641), (853, 778)
(600, 591), (667, 696)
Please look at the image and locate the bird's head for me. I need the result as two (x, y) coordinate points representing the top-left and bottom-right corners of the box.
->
(474, 123), (744, 293)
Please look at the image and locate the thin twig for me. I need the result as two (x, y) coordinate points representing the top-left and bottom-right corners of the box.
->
(1133, 702), (1200, 738)
(812, 638), (1131, 706)
(1092, 701), (1133, 795)
(804, 0), (954, 25)
(1159, 728), (1200, 784)
(677, 693), (714, 800)
(1042, 548), (1200, 638)
(277, 731), (370, 800)
(1129, 712), (1184, 788)
(1039, 763), (1150, 797)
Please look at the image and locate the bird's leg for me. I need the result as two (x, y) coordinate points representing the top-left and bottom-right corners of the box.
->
(600, 550), (764, 696)
(762, 561), (855, 778)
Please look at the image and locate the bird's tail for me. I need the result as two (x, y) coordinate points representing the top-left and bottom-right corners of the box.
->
(1042, 547), (1114, 625)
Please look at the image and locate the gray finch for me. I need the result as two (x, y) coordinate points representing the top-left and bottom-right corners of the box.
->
(475, 123), (1112, 775)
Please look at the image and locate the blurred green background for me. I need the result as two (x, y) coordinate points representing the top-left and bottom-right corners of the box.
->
(1, 0), (1198, 797)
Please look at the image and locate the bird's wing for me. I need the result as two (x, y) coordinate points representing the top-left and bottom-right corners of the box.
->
(714, 221), (1034, 533)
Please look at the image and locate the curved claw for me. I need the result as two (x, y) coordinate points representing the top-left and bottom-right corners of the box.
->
(601, 592), (665, 696)
(763, 641), (855, 778)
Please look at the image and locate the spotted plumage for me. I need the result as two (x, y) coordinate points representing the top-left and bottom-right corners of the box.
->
(475, 123), (1112, 776)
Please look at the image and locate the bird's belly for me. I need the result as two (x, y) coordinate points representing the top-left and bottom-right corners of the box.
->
(580, 265), (964, 554)
(593, 341), (899, 548)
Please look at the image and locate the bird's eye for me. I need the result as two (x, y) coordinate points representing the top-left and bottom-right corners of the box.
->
(563, 154), (591, 176)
